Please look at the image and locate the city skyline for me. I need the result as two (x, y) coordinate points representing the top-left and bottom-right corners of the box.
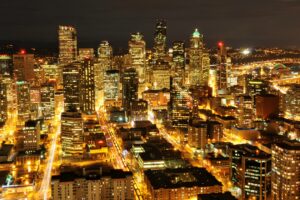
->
(1, 0), (300, 49)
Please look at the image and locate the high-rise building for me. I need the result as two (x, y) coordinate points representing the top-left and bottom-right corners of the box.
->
(41, 82), (55, 120)
(152, 61), (171, 90)
(245, 77), (268, 97)
(188, 29), (204, 86)
(104, 69), (120, 101)
(78, 48), (94, 60)
(80, 59), (95, 114)
(216, 42), (231, 93)
(0, 54), (13, 78)
(130, 99), (148, 121)
(172, 41), (185, 86)
(271, 140), (300, 200)
(58, 26), (77, 64)
(63, 62), (81, 110)
(255, 94), (279, 120)
(128, 32), (146, 81)
(236, 95), (253, 129)
(122, 68), (139, 111)
(61, 109), (83, 159)
(95, 41), (113, 92)
(284, 84), (300, 121)
(230, 144), (271, 200)
(153, 20), (167, 60)
(16, 81), (31, 124)
(188, 121), (207, 150)
(13, 52), (35, 81)
(17, 120), (41, 151)
(0, 80), (8, 123)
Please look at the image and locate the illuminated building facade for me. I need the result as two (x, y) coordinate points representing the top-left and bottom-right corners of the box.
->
(61, 109), (83, 159)
(128, 32), (146, 81)
(152, 61), (171, 90)
(104, 69), (120, 101)
(0, 54), (13, 78)
(51, 170), (134, 200)
(246, 77), (268, 97)
(130, 99), (148, 121)
(122, 68), (138, 111)
(172, 41), (185, 86)
(42, 64), (59, 83)
(153, 20), (167, 60)
(78, 48), (94, 60)
(17, 120), (41, 151)
(95, 41), (113, 92)
(271, 140), (300, 200)
(255, 94), (279, 120)
(63, 62), (81, 110)
(142, 89), (169, 110)
(284, 84), (300, 121)
(80, 59), (95, 114)
(58, 26), (77, 64)
(236, 95), (253, 129)
(13, 53), (35, 81)
(0, 81), (8, 122)
(16, 81), (31, 124)
(216, 42), (231, 93)
(41, 82), (55, 120)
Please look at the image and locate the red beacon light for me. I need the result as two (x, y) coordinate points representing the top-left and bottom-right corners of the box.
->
(218, 41), (224, 47)
(20, 49), (26, 54)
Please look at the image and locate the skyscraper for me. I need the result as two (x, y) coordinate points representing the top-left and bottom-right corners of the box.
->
(61, 109), (84, 159)
(272, 140), (300, 200)
(188, 29), (204, 86)
(216, 42), (230, 93)
(128, 32), (146, 81)
(0, 80), (8, 123)
(122, 68), (138, 112)
(41, 82), (55, 120)
(13, 52), (35, 82)
(0, 54), (13, 78)
(153, 20), (167, 60)
(16, 81), (31, 124)
(80, 59), (95, 114)
(63, 62), (81, 110)
(58, 26), (77, 64)
(104, 69), (120, 101)
(78, 48), (94, 60)
(172, 41), (185, 86)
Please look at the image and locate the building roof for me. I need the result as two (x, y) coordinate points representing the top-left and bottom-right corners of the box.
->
(198, 192), (237, 200)
(145, 167), (222, 189)
(274, 139), (300, 151)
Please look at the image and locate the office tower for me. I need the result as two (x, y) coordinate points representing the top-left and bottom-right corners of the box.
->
(246, 76), (268, 97)
(0, 54), (13, 78)
(145, 168), (222, 200)
(104, 69), (120, 101)
(152, 61), (171, 90)
(95, 41), (113, 92)
(63, 62), (81, 110)
(216, 42), (231, 93)
(255, 94), (279, 120)
(201, 52), (210, 86)
(51, 169), (134, 200)
(17, 120), (41, 151)
(230, 144), (271, 200)
(284, 84), (300, 121)
(128, 32), (146, 81)
(207, 121), (223, 142)
(80, 59), (95, 114)
(130, 99), (148, 121)
(236, 95), (253, 129)
(169, 77), (190, 138)
(61, 109), (83, 159)
(122, 68), (138, 111)
(41, 82), (55, 120)
(188, 121), (207, 150)
(42, 64), (60, 86)
(142, 89), (170, 110)
(153, 20), (167, 60)
(16, 81), (31, 124)
(0, 80), (8, 122)
(188, 28), (204, 86)
(58, 26), (77, 64)
(78, 48), (94, 60)
(172, 41), (185, 86)
(272, 140), (300, 200)
(30, 86), (41, 120)
(13, 52), (35, 81)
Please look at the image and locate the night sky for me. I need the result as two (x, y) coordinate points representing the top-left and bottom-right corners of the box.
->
(1, 0), (300, 49)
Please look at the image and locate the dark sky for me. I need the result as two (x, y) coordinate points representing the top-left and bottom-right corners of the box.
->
(1, 0), (300, 49)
